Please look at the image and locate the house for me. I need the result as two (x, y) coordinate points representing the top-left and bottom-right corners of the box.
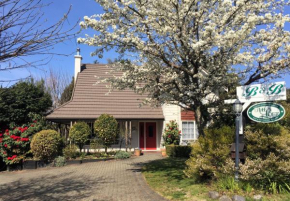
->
(46, 50), (198, 150)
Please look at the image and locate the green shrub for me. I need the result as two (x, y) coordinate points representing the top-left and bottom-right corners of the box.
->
(94, 114), (119, 153)
(63, 144), (79, 159)
(54, 156), (66, 167)
(166, 145), (192, 158)
(221, 123), (290, 194)
(30, 130), (62, 162)
(69, 122), (91, 152)
(115, 151), (131, 159)
(222, 153), (290, 194)
(184, 126), (234, 181)
(245, 124), (290, 160)
(228, 125), (290, 194)
(162, 120), (181, 145)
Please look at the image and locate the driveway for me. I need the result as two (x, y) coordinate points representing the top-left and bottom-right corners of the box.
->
(0, 152), (168, 201)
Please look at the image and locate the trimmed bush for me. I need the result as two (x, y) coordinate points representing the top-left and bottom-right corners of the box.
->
(166, 145), (192, 158)
(94, 114), (119, 153)
(115, 151), (131, 159)
(69, 122), (91, 152)
(54, 156), (66, 167)
(30, 130), (62, 162)
(63, 144), (79, 159)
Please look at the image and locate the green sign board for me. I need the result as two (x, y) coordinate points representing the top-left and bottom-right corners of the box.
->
(247, 102), (285, 123)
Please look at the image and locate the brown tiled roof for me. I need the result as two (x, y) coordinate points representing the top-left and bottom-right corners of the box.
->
(46, 64), (164, 122)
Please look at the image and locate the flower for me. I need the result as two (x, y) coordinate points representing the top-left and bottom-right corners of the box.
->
(21, 138), (29, 142)
(4, 144), (7, 148)
(10, 135), (21, 141)
(5, 129), (9, 132)
(0, 133), (2, 137)
(33, 120), (37, 123)
(7, 155), (17, 160)
(30, 124), (34, 127)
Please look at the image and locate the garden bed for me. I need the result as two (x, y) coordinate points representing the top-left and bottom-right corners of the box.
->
(142, 157), (290, 201)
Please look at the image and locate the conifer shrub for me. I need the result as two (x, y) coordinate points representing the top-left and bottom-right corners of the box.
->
(184, 126), (234, 181)
(31, 130), (62, 162)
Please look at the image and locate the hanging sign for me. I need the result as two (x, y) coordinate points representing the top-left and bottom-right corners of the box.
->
(247, 102), (285, 123)
(237, 81), (286, 102)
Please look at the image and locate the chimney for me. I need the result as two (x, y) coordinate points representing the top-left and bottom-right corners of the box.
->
(74, 48), (82, 83)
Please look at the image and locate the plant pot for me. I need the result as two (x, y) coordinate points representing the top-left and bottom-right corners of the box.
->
(161, 148), (167, 157)
(7, 162), (23, 171)
(134, 149), (141, 156)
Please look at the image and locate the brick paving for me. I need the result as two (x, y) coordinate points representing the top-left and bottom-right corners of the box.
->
(0, 152), (168, 201)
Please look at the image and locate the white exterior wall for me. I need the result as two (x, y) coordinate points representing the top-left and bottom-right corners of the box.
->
(161, 104), (182, 147)
(162, 104), (198, 145)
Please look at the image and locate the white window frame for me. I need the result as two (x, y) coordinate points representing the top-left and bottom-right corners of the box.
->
(181, 121), (197, 141)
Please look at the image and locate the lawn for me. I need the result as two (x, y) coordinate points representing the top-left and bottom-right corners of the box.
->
(142, 157), (210, 201)
(142, 157), (290, 201)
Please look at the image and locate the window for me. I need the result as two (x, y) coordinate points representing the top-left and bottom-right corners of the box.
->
(182, 121), (197, 140)
(148, 126), (154, 137)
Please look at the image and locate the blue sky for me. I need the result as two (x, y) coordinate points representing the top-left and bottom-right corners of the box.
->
(1, 0), (290, 87)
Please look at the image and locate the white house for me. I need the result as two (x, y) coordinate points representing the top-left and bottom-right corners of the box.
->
(46, 52), (198, 150)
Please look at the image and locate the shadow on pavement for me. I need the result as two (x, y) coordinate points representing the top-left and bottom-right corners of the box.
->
(0, 172), (107, 201)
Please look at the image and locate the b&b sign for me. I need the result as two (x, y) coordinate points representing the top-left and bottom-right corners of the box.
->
(247, 102), (285, 123)
(237, 81), (286, 102)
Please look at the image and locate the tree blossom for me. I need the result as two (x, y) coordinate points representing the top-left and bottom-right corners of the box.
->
(78, 0), (290, 134)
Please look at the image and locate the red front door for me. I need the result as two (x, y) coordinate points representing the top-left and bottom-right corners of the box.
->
(145, 122), (156, 150)
(139, 122), (157, 150)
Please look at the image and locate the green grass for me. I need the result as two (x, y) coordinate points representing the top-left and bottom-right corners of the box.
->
(142, 157), (290, 201)
(142, 157), (210, 201)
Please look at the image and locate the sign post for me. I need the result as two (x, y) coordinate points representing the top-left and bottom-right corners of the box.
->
(224, 81), (287, 182)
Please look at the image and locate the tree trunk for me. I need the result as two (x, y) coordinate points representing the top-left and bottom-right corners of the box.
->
(193, 104), (210, 138)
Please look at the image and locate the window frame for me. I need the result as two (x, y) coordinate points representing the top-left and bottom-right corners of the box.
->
(181, 121), (197, 141)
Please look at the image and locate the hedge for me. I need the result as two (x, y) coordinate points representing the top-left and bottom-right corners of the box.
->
(165, 145), (192, 158)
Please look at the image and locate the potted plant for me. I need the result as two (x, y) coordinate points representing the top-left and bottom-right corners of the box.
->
(134, 148), (142, 156)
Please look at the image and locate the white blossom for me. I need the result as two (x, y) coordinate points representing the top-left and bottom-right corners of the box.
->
(78, 0), (290, 132)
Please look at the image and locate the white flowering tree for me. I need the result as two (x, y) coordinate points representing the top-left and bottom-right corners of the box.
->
(78, 0), (290, 135)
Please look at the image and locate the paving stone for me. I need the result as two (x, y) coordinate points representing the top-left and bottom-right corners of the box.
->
(0, 152), (168, 201)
